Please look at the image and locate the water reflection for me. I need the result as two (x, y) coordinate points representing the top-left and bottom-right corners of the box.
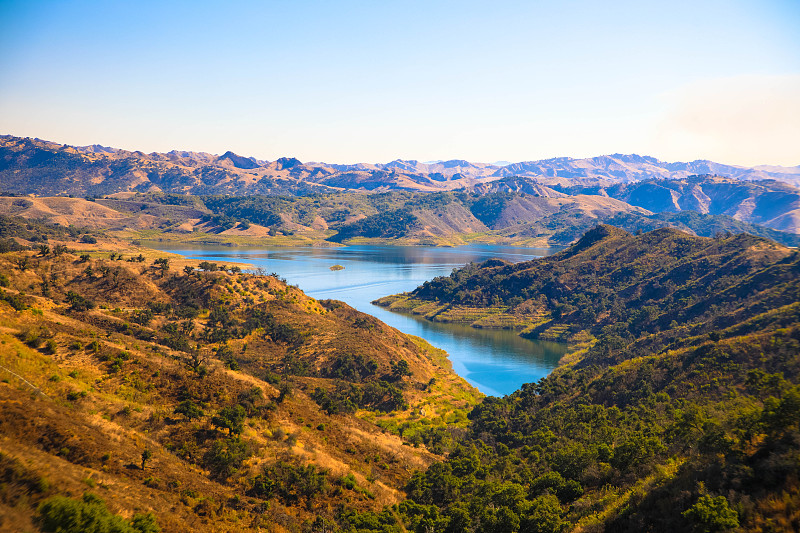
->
(149, 243), (566, 396)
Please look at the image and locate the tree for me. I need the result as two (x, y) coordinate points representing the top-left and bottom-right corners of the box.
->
(216, 344), (238, 370)
(198, 261), (217, 272)
(237, 387), (265, 416)
(132, 308), (154, 326)
(65, 291), (95, 311)
(153, 257), (169, 275)
(174, 399), (204, 420)
(130, 513), (160, 533)
(682, 495), (739, 532)
(521, 494), (566, 533)
(212, 405), (246, 435)
(141, 448), (152, 470)
(391, 359), (412, 381)
(203, 437), (251, 480)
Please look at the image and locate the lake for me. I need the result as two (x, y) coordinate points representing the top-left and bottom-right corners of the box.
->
(150, 243), (566, 396)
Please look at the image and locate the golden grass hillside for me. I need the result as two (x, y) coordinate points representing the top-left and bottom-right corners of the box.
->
(0, 244), (480, 532)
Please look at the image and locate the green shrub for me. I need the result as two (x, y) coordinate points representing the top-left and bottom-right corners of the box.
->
(203, 438), (251, 480)
(211, 405), (246, 435)
(65, 291), (95, 311)
(44, 339), (58, 354)
(38, 493), (160, 533)
(21, 329), (42, 347)
(175, 399), (204, 420)
(683, 495), (739, 532)
(1, 291), (27, 311)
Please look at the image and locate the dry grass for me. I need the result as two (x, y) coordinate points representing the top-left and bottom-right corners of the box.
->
(0, 245), (482, 531)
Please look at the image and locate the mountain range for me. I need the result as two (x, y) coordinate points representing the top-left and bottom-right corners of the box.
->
(2, 135), (799, 196)
(1, 135), (799, 239)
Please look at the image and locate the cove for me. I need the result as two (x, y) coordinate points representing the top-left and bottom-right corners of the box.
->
(149, 243), (567, 396)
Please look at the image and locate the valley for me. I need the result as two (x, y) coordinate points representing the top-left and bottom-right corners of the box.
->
(2, 217), (799, 531)
(1, 136), (799, 532)
(148, 243), (565, 396)
(3, 1), (798, 530)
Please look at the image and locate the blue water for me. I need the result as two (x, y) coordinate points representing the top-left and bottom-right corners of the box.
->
(149, 243), (566, 396)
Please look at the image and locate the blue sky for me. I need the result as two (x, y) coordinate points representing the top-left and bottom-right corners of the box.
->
(1, 1), (798, 165)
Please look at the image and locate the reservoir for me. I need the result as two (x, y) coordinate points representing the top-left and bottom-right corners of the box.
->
(150, 244), (566, 396)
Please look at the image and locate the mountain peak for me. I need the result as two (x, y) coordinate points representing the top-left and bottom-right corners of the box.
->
(218, 151), (260, 169)
(275, 156), (302, 170)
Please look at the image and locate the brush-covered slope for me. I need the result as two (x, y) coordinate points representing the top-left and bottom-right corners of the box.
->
(377, 225), (798, 344)
(0, 238), (479, 531)
(385, 226), (800, 532)
(3, 184), (799, 249)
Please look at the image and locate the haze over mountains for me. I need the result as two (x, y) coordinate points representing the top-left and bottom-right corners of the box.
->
(3, 135), (799, 195)
(1, 135), (799, 238)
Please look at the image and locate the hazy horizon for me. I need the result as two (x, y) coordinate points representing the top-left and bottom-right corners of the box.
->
(5, 133), (800, 169)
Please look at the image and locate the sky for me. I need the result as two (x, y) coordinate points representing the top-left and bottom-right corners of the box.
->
(0, 0), (798, 166)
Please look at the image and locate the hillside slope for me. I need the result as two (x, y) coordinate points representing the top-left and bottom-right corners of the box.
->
(380, 226), (800, 531)
(378, 225), (797, 343)
(559, 175), (800, 233)
(0, 237), (479, 531)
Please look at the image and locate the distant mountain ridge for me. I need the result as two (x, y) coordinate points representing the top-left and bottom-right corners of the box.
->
(556, 175), (800, 234)
(3, 135), (798, 195)
(1, 135), (799, 234)
(492, 153), (800, 187)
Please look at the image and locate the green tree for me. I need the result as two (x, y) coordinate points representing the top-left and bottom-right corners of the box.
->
(153, 257), (169, 275)
(130, 513), (160, 533)
(174, 399), (204, 420)
(391, 359), (412, 381)
(65, 291), (96, 311)
(203, 437), (251, 480)
(212, 405), (246, 435)
(521, 494), (565, 533)
(682, 495), (739, 532)
(141, 449), (152, 471)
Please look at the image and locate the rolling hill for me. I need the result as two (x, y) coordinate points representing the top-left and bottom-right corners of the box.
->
(375, 225), (800, 531)
(0, 226), (479, 531)
(2, 215), (800, 531)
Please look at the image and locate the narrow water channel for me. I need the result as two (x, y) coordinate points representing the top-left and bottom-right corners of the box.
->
(150, 243), (566, 396)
